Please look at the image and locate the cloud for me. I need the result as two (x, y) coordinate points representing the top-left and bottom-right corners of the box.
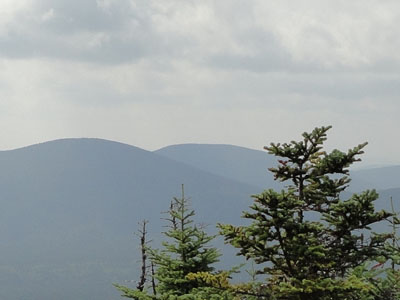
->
(0, 0), (399, 74)
(0, 0), (157, 62)
(0, 0), (399, 165)
(252, 1), (400, 69)
(0, 0), (396, 70)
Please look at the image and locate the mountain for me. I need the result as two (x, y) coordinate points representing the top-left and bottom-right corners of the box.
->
(350, 166), (400, 192)
(156, 144), (400, 192)
(155, 143), (283, 190)
(155, 143), (400, 232)
(374, 188), (400, 212)
(0, 139), (399, 299)
(0, 139), (259, 300)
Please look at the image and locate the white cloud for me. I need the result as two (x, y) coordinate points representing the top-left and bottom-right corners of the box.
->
(40, 8), (55, 22)
(253, 1), (400, 69)
(0, 0), (399, 165)
(2, 0), (399, 71)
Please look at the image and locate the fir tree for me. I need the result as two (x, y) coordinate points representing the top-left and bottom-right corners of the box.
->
(354, 196), (400, 300)
(150, 184), (221, 298)
(115, 185), (223, 300)
(219, 126), (392, 300)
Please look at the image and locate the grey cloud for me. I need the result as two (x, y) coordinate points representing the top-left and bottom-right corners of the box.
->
(34, 0), (129, 33)
(181, 70), (400, 117)
(0, 31), (148, 63)
(276, 73), (400, 100)
(0, 0), (163, 63)
(1, 0), (399, 76)
(0, 0), (215, 64)
(206, 28), (293, 72)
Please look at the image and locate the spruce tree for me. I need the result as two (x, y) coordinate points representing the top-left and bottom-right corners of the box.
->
(115, 185), (223, 300)
(219, 126), (392, 300)
(150, 184), (221, 299)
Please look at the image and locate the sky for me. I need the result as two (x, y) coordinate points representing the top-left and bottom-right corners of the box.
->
(0, 0), (399, 166)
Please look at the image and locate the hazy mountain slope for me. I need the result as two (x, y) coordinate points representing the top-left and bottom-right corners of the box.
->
(0, 139), (259, 300)
(155, 144), (283, 190)
(0, 139), (398, 299)
(370, 188), (400, 235)
(350, 166), (400, 192)
(154, 143), (400, 239)
(156, 144), (400, 193)
(372, 188), (400, 214)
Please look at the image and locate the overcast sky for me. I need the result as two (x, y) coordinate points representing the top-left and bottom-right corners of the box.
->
(0, 0), (399, 165)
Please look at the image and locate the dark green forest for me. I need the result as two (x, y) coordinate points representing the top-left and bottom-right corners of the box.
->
(115, 126), (400, 300)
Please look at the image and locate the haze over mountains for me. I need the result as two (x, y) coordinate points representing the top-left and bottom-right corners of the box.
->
(156, 144), (400, 192)
(155, 144), (282, 190)
(0, 138), (399, 300)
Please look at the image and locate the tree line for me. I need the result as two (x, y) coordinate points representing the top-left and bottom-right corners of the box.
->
(114, 126), (400, 300)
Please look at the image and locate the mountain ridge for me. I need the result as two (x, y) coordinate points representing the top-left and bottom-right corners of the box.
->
(0, 138), (260, 300)
(0, 138), (398, 299)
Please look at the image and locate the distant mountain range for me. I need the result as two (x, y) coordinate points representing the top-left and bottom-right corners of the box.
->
(155, 144), (282, 190)
(155, 143), (400, 193)
(0, 139), (399, 300)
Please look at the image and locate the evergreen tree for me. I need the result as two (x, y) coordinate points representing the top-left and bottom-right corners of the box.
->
(219, 126), (392, 300)
(115, 185), (224, 300)
(150, 184), (221, 299)
(354, 197), (400, 300)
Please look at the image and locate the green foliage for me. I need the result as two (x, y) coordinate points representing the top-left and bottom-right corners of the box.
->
(352, 196), (400, 300)
(150, 186), (220, 298)
(373, 269), (400, 299)
(114, 284), (155, 300)
(187, 270), (266, 300)
(219, 126), (392, 299)
(115, 185), (225, 300)
(346, 262), (400, 300)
